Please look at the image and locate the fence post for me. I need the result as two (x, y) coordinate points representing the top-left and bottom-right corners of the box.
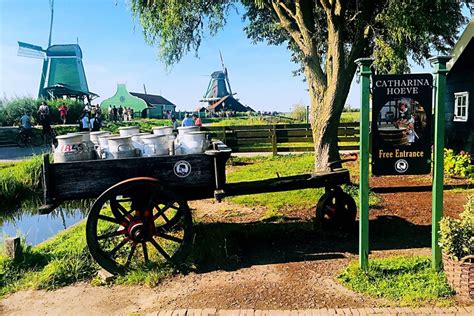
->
(271, 125), (277, 156)
(221, 126), (226, 144)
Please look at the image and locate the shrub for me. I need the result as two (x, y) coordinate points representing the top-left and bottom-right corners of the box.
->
(439, 195), (474, 261)
(444, 149), (474, 179)
(0, 96), (86, 126)
(44, 98), (87, 124)
(290, 103), (307, 122)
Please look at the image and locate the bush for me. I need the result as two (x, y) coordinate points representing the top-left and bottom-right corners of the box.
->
(290, 103), (307, 122)
(439, 195), (474, 261)
(0, 96), (86, 126)
(43, 98), (87, 124)
(444, 149), (474, 179)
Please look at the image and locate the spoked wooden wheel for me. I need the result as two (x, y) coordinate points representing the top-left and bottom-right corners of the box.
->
(86, 177), (192, 275)
(316, 187), (356, 230)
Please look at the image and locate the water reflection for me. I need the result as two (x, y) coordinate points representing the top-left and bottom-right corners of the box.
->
(1, 200), (91, 246)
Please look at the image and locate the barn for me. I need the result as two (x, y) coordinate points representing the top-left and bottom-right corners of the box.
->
(445, 18), (474, 155)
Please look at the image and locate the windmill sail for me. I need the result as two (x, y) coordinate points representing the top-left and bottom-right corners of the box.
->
(17, 42), (46, 59)
(220, 50), (233, 95)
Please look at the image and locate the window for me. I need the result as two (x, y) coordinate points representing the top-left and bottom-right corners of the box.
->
(454, 92), (469, 122)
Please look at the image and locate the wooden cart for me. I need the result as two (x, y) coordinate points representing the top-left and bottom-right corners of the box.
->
(40, 141), (356, 274)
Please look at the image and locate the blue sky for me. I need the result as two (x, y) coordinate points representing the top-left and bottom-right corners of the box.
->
(0, 1), (470, 112)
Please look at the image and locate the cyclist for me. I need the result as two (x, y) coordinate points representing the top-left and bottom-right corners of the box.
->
(20, 111), (33, 138)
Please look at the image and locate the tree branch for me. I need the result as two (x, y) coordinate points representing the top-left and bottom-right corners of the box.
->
(270, 1), (306, 51)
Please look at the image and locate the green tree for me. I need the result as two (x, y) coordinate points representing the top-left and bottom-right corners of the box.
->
(291, 103), (307, 122)
(130, 0), (469, 171)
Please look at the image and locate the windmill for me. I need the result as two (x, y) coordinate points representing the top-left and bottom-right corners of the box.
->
(17, 0), (97, 101)
(199, 51), (253, 114)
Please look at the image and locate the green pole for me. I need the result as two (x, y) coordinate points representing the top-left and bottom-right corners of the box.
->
(429, 56), (450, 271)
(355, 58), (374, 270)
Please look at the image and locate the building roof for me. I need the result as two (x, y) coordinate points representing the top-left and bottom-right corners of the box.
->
(448, 18), (474, 71)
(47, 44), (83, 58)
(130, 92), (175, 107)
(207, 95), (230, 110)
(100, 84), (147, 112)
(207, 95), (254, 112)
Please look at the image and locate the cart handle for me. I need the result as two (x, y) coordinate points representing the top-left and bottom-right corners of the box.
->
(327, 154), (358, 171)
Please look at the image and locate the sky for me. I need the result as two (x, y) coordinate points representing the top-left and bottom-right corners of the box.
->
(0, 1), (471, 113)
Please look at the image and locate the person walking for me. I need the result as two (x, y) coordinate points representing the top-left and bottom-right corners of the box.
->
(90, 113), (102, 131)
(37, 101), (50, 122)
(171, 116), (178, 130)
(108, 105), (113, 121)
(112, 105), (118, 122)
(118, 106), (123, 121)
(80, 112), (90, 131)
(58, 103), (68, 124)
(193, 114), (202, 127)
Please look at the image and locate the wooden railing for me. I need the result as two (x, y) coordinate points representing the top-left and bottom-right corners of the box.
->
(202, 122), (359, 154)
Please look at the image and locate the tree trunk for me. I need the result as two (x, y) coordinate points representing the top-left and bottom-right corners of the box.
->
(305, 62), (355, 172)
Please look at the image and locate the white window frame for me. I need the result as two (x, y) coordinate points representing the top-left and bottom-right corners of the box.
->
(453, 92), (469, 122)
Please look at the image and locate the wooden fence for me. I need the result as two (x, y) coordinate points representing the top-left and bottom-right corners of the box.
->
(202, 122), (359, 154)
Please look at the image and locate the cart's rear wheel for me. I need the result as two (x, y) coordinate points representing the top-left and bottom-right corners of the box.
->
(316, 187), (356, 230)
(86, 177), (192, 275)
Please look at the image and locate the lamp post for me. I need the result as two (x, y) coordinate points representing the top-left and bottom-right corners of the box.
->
(429, 56), (450, 271)
(355, 57), (374, 270)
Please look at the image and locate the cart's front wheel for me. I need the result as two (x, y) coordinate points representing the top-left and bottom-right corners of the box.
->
(86, 177), (192, 275)
(316, 187), (356, 230)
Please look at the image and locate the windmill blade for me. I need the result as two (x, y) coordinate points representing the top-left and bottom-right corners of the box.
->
(18, 42), (46, 59)
(219, 50), (233, 95)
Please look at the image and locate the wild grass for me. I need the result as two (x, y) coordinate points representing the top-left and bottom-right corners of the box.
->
(0, 222), (97, 297)
(338, 256), (454, 306)
(0, 156), (43, 211)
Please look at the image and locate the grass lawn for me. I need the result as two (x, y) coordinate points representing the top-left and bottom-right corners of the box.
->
(338, 256), (454, 306)
(227, 154), (378, 219)
(340, 111), (360, 123)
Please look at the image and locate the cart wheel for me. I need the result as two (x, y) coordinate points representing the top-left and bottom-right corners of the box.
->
(316, 187), (356, 229)
(86, 177), (192, 275)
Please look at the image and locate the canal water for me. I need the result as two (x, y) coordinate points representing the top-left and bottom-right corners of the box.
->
(1, 207), (88, 246)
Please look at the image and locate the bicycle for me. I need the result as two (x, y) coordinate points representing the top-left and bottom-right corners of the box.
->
(16, 127), (43, 147)
(43, 127), (58, 147)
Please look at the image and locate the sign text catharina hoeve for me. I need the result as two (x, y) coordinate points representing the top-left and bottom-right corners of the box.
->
(372, 74), (433, 175)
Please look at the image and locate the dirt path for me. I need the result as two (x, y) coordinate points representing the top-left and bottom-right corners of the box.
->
(2, 176), (473, 315)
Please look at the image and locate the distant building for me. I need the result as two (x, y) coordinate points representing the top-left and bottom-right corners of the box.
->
(200, 63), (254, 114)
(445, 18), (474, 155)
(100, 84), (176, 118)
(130, 92), (176, 119)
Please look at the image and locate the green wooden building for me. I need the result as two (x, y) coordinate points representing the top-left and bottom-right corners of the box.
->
(100, 84), (176, 118)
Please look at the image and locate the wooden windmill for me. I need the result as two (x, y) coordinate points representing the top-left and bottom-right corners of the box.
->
(17, 0), (97, 101)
